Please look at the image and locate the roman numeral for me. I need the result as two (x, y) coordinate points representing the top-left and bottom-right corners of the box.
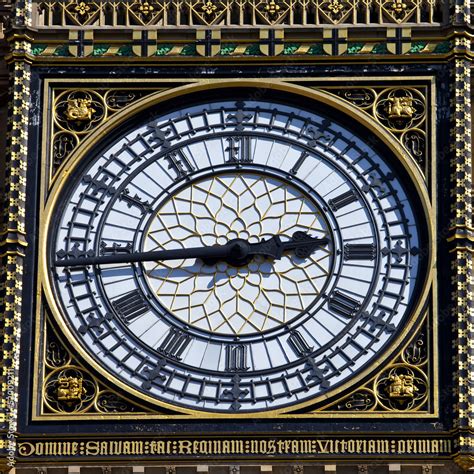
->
(100, 241), (132, 256)
(163, 149), (195, 180)
(328, 190), (358, 211)
(289, 151), (309, 175)
(118, 188), (152, 213)
(158, 327), (191, 361)
(226, 136), (252, 164)
(328, 290), (361, 318)
(288, 330), (313, 356)
(112, 290), (149, 324)
(343, 243), (376, 261)
(225, 345), (249, 372)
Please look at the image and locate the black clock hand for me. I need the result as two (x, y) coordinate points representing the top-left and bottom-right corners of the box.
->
(248, 231), (329, 261)
(54, 232), (329, 267)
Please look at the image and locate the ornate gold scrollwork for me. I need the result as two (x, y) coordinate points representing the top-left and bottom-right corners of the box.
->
(50, 88), (155, 180)
(320, 317), (430, 413)
(37, 0), (440, 27)
(95, 391), (140, 414)
(336, 390), (377, 411)
(41, 316), (152, 415)
(65, 97), (96, 122)
(329, 85), (428, 173)
(57, 376), (87, 402)
(376, 364), (428, 410)
(44, 366), (96, 413)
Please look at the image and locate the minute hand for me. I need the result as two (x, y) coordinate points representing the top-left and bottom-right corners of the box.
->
(54, 244), (235, 267)
(54, 232), (329, 267)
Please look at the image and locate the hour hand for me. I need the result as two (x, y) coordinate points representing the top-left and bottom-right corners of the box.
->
(248, 231), (329, 260)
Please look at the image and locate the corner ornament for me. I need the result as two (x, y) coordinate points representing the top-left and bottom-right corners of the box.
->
(387, 373), (418, 399)
(57, 376), (87, 403)
(44, 366), (96, 413)
(376, 365), (427, 410)
(65, 98), (96, 122)
(385, 96), (416, 119)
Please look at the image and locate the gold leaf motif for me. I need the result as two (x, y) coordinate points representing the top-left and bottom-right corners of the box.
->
(202, 0), (218, 15)
(65, 98), (96, 122)
(191, 0), (228, 25)
(128, 1), (165, 25)
(254, 0), (290, 25)
(381, 0), (417, 23)
(64, 1), (100, 25)
(74, 1), (90, 16)
(57, 376), (87, 403)
(376, 365), (428, 411)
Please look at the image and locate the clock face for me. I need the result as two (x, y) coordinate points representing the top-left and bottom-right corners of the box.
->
(47, 92), (428, 413)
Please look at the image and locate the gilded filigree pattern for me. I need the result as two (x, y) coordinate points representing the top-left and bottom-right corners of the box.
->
(316, 0), (356, 24)
(54, 90), (106, 134)
(50, 88), (154, 179)
(44, 366), (96, 413)
(327, 86), (428, 174)
(321, 317), (430, 413)
(0, 9), (32, 464)
(41, 318), (152, 415)
(376, 364), (428, 410)
(36, 0), (442, 27)
(450, 28), (474, 470)
(190, 0), (229, 25)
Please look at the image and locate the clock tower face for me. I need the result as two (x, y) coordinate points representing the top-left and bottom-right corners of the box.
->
(46, 91), (428, 413)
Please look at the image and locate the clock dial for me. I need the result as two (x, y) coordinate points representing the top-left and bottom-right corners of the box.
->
(47, 94), (427, 413)
(143, 172), (333, 336)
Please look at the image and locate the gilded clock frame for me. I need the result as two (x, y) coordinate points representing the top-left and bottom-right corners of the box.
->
(33, 76), (438, 420)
